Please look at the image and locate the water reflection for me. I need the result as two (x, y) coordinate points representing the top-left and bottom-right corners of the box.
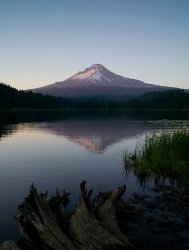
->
(0, 124), (18, 140)
(36, 120), (155, 153)
(0, 110), (188, 152)
(0, 110), (188, 243)
(0, 109), (188, 124)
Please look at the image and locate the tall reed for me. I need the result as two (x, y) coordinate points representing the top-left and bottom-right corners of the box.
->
(123, 130), (189, 183)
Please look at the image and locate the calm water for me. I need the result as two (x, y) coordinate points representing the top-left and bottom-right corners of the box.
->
(0, 110), (188, 242)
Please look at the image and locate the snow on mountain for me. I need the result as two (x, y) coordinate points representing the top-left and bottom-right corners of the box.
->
(71, 65), (102, 81)
(55, 63), (150, 88)
(31, 64), (170, 97)
(70, 64), (112, 83)
(71, 68), (98, 81)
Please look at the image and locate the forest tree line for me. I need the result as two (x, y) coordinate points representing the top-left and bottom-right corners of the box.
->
(0, 83), (189, 110)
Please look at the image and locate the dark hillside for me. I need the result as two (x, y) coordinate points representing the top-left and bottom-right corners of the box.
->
(0, 83), (67, 109)
(125, 90), (189, 109)
(0, 83), (188, 110)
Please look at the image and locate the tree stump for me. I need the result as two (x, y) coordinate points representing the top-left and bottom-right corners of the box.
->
(14, 181), (132, 250)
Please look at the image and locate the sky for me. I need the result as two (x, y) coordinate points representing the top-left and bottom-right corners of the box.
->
(0, 0), (189, 90)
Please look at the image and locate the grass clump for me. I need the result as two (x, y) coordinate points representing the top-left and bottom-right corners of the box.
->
(123, 130), (189, 183)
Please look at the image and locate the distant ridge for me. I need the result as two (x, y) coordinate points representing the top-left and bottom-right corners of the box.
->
(31, 64), (172, 97)
(1, 82), (189, 110)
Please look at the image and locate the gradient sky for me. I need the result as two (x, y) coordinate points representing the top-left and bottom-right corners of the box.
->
(0, 0), (189, 89)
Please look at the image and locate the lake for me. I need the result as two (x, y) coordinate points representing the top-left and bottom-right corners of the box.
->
(0, 110), (188, 243)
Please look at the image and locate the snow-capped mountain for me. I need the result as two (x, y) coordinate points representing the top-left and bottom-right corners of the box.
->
(70, 64), (109, 83)
(67, 64), (149, 87)
(31, 64), (171, 97)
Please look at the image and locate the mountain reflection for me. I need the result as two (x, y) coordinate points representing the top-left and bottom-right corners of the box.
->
(0, 119), (149, 152)
(1, 110), (188, 152)
(36, 120), (150, 153)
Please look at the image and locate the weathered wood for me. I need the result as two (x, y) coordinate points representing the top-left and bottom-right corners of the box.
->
(97, 186), (132, 247)
(14, 181), (131, 250)
(0, 241), (20, 250)
(17, 184), (76, 250)
(69, 181), (131, 249)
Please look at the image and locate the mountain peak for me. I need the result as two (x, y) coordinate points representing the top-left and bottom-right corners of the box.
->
(70, 64), (107, 82)
(90, 64), (105, 70)
(31, 64), (168, 97)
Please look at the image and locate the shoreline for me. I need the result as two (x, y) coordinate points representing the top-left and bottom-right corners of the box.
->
(0, 183), (189, 249)
(118, 183), (189, 249)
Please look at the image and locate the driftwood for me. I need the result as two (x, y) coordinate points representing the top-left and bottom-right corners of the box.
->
(14, 181), (132, 250)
